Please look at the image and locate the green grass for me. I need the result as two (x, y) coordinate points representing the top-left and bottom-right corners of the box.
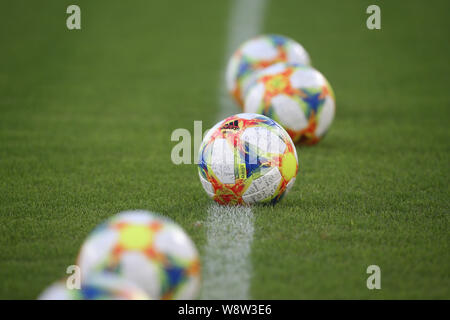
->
(0, 0), (449, 299)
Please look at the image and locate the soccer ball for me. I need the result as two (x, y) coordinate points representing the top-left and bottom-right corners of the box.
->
(226, 34), (310, 108)
(244, 63), (335, 145)
(198, 113), (298, 205)
(38, 273), (150, 300)
(76, 210), (201, 300)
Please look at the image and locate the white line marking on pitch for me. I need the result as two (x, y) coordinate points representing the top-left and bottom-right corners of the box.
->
(201, 0), (268, 300)
(217, 0), (269, 120)
(201, 205), (255, 299)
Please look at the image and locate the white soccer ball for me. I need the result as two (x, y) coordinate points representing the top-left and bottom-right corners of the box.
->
(226, 34), (311, 108)
(244, 63), (335, 145)
(198, 113), (299, 205)
(76, 210), (201, 300)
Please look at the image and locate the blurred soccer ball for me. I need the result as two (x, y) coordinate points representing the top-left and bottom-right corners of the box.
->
(244, 63), (335, 145)
(226, 34), (311, 108)
(77, 210), (201, 300)
(38, 273), (150, 300)
(198, 113), (298, 205)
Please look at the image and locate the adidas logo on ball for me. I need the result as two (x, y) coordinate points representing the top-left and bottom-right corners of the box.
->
(221, 120), (240, 131)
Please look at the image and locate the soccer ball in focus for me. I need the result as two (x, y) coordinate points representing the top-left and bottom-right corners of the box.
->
(76, 210), (201, 300)
(198, 113), (298, 205)
(226, 34), (311, 108)
(38, 273), (150, 300)
(244, 63), (335, 145)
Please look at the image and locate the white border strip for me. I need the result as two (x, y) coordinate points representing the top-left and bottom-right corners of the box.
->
(201, 0), (268, 300)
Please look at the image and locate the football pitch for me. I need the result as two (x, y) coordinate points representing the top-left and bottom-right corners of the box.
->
(0, 0), (449, 299)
